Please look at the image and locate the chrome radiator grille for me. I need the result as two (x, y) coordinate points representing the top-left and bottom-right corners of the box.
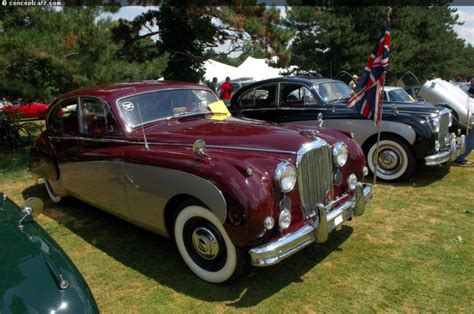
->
(297, 141), (333, 218)
(438, 110), (450, 148)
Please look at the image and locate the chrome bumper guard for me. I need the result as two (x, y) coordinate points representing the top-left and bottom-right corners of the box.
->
(249, 183), (372, 267)
(425, 133), (466, 166)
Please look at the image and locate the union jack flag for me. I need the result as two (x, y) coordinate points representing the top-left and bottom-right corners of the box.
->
(347, 22), (390, 126)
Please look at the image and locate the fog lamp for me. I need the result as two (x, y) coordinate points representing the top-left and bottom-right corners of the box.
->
(347, 173), (357, 191)
(264, 216), (274, 230)
(362, 166), (369, 177)
(279, 209), (292, 230)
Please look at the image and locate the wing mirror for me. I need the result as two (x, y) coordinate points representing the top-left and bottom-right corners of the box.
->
(317, 113), (324, 127)
(18, 197), (43, 228)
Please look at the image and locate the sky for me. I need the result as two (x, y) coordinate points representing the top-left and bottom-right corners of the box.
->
(101, 6), (474, 48)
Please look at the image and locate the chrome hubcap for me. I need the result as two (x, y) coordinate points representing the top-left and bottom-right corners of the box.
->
(378, 150), (399, 169)
(191, 227), (219, 260)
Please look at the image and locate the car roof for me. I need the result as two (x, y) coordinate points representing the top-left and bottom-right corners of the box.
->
(57, 81), (209, 102)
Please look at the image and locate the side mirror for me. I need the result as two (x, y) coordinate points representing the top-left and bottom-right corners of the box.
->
(23, 197), (44, 218)
(317, 113), (324, 127)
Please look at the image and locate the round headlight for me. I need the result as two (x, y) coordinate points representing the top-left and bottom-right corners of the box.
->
(274, 161), (297, 193)
(332, 141), (348, 167)
(431, 117), (440, 132)
(279, 209), (292, 230)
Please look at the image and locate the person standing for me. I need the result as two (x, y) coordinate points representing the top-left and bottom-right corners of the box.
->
(219, 77), (234, 106)
(207, 77), (218, 93)
(455, 129), (474, 165)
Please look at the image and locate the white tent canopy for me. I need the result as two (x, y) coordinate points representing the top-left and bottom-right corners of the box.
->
(203, 56), (287, 82)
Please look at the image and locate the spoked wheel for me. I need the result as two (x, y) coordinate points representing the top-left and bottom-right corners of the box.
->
(174, 205), (247, 284)
(366, 136), (416, 181)
(45, 179), (64, 204)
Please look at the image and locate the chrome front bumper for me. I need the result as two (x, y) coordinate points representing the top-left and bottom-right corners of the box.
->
(425, 133), (466, 166)
(249, 183), (372, 267)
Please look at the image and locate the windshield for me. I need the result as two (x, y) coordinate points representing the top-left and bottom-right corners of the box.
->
(117, 89), (217, 128)
(387, 88), (414, 103)
(313, 81), (352, 102)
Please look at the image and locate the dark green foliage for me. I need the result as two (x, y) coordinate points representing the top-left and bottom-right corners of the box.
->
(287, 6), (474, 83)
(112, 4), (293, 82)
(0, 7), (168, 102)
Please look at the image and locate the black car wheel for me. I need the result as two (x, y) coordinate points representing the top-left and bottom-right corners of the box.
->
(366, 135), (416, 181)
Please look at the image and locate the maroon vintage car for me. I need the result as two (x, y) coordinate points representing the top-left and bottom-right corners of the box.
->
(29, 81), (372, 283)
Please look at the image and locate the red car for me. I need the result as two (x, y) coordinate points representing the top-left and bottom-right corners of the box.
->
(29, 81), (372, 283)
(1, 100), (49, 119)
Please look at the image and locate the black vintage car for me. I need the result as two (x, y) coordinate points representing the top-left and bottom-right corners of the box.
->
(230, 77), (465, 181)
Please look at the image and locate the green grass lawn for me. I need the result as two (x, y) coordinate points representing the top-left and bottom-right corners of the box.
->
(1, 147), (473, 313)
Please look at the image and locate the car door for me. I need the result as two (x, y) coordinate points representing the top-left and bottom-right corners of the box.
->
(71, 97), (131, 219)
(47, 98), (83, 192)
(233, 83), (280, 121)
(276, 83), (325, 125)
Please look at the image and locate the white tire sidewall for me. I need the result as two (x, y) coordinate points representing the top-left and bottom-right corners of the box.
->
(367, 139), (408, 181)
(45, 180), (62, 204)
(174, 205), (237, 283)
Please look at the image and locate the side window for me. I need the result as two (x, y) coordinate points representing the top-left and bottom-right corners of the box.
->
(238, 84), (277, 108)
(280, 84), (316, 107)
(80, 98), (121, 136)
(48, 99), (79, 134)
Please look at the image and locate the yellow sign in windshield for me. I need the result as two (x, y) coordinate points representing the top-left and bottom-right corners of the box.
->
(208, 100), (232, 121)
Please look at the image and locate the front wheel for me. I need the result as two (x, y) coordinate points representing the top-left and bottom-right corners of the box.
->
(174, 205), (246, 284)
(365, 136), (416, 181)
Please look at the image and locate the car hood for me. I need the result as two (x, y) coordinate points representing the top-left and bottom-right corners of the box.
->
(0, 197), (98, 313)
(140, 116), (346, 153)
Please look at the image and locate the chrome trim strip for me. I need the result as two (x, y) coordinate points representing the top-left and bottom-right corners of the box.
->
(249, 183), (372, 267)
(47, 136), (297, 155)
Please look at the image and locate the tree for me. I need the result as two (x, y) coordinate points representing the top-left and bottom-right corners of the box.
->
(0, 7), (168, 101)
(286, 5), (473, 83)
(112, 3), (293, 82)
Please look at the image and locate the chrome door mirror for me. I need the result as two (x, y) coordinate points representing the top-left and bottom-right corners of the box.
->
(317, 113), (324, 127)
(18, 197), (43, 227)
(23, 197), (44, 218)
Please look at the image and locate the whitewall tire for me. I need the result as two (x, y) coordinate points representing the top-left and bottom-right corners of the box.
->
(45, 179), (63, 204)
(366, 136), (416, 181)
(174, 205), (243, 284)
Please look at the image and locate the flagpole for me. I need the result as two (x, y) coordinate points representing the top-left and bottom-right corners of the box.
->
(373, 73), (386, 185)
(372, 7), (391, 186)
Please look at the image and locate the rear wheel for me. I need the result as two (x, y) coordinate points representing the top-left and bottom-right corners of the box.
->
(365, 135), (416, 181)
(45, 179), (63, 204)
(174, 205), (247, 284)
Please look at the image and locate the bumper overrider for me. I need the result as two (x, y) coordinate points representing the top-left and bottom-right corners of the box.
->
(249, 182), (373, 267)
(425, 133), (466, 166)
